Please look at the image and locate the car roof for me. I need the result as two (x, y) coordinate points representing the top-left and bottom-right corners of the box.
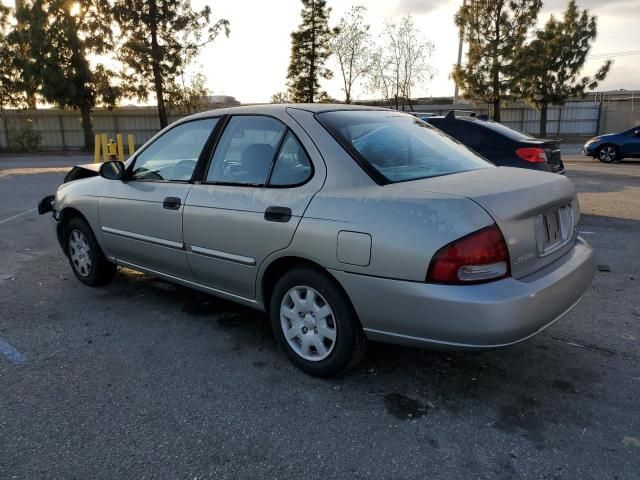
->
(187, 103), (390, 120)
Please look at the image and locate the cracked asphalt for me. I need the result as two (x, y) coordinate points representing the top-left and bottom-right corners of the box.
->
(0, 152), (639, 479)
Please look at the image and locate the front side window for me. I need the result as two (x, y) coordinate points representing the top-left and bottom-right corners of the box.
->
(207, 116), (286, 185)
(131, 118), (218, 181)
(318, 111), (492, 184)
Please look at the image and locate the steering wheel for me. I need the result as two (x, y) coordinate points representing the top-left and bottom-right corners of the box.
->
(170, 159), (197, 181)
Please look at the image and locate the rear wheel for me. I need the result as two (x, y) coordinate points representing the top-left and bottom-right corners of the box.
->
(598, 145), (619, 163)
(270, 268), (367, 377)
(66, 217), (116, 286)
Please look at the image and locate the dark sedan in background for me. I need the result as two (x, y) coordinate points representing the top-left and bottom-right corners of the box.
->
(425, 111), (565, 174)
(583, 126), (640, 162)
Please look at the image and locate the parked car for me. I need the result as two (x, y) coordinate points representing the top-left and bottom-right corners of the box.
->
(583, 126), (640, 162)
(426, 111), (565, 173)
(39, 104), (595, 377)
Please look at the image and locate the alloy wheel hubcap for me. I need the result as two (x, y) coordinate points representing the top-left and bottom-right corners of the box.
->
(69, 229), (92, 277)
(600, 147), (616, 161)
(280, 286), (336, 361)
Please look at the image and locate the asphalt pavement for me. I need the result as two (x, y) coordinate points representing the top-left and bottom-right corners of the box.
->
(0, 152), (638, 479)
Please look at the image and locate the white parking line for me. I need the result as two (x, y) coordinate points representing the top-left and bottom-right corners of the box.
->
(0, 339), (26, 364)
(0, 207), (37, 225)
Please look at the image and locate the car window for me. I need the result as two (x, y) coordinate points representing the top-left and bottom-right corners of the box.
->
(318, 111), (491, 184)
(207, 116), (286, 185)
(131, 118), (218, 181)
(269, 132), (312, 186)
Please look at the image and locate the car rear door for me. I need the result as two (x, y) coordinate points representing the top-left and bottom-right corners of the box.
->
(99, 117), (219, 279)
(183, 113), (326, 299)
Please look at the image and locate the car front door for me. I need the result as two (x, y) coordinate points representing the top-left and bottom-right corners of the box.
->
(622, 128), (640, 156)
(183, 114), (325, 299)
(99, 117), (219, 279)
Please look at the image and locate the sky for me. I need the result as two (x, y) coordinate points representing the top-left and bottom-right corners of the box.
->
(1, 0), (637, 104)
(194, 0), (640, 103)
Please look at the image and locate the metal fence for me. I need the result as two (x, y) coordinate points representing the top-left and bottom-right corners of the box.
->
(0, 107), (185, 152)
(1, 100), (639, 152)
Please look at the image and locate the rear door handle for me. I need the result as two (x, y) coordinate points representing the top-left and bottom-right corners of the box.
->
(163, 197), (181, 210)
(264, 206), (292, 223)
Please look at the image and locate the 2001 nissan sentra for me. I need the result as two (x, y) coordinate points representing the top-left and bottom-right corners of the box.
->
(39, 104), (596, 377)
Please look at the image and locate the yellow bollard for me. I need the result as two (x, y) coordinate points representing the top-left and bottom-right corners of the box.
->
(116, 134), (124, 162)
(127, 134), (135, 158)
(108, 139), (118, 161)
(94, 134), (101, 163)
(101, 134), (109, 162)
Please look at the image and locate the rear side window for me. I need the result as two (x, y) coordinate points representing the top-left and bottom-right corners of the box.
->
(207, 116), (285, 185)
(318, 111), (491, 184)
(207, 115), (313, 187)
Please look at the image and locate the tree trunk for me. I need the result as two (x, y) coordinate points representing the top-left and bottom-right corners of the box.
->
(80, 102), (94, 152)
(492, 97), (501, 122)
(492, 7), (501, 122)
(345, 91), (351, 104)
(309, 0), (316, 103)
(539, 102), (548, 138)
(149, 0), (168, 128)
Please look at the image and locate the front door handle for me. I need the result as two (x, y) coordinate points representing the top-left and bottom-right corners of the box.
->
(264, 206), (292, 223)
(163, 197), (181, 210)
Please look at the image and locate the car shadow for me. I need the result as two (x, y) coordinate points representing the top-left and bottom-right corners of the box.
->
(101, 266), (625, 450)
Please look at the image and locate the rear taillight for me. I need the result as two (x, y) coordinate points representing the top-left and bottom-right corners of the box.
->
(516, 147), (547, 163)
(426, 224), (510, 284)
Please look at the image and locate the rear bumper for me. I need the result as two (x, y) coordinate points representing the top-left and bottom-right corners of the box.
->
(331, 237), (595, 349)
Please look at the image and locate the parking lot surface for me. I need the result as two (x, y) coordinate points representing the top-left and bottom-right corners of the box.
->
(1, 153), (639, 479)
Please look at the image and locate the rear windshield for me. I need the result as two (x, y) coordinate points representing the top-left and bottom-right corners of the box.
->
(467, 118), (534, 141)
(318, 111), (492, 184)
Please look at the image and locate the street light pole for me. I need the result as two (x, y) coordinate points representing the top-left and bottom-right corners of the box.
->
(453, 0), (467, 106)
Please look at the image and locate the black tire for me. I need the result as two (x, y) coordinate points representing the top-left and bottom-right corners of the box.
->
(270, 268), (367, 377)
(65, 216), (117, 286)
(597, 144), (619, 163)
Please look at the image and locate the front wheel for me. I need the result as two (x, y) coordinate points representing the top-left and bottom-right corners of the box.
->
(598, 145), (619, 163)
(66, 217), (117, 286)
(270, 268), (367, 377)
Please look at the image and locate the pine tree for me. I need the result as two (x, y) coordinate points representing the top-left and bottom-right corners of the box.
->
(113, 0), (229, 128)
(452, 0), (542, 121)
(12, 0), (120, 150)
(287, 0), (336, 103)
(514, 0), (611, 137)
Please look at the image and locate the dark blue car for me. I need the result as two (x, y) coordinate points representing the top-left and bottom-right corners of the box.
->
(583, 126), (640, 162)
(426, 111), (565, 173)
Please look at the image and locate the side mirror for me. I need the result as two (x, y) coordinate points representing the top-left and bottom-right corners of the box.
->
(99, 161), (125, 180)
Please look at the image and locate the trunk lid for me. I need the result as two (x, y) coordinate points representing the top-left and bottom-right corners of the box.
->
(523, 139), (564, 173)
(391, 167), (580, 279)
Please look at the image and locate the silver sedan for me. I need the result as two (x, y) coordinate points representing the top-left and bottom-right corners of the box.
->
(39, 104), (596, 377)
